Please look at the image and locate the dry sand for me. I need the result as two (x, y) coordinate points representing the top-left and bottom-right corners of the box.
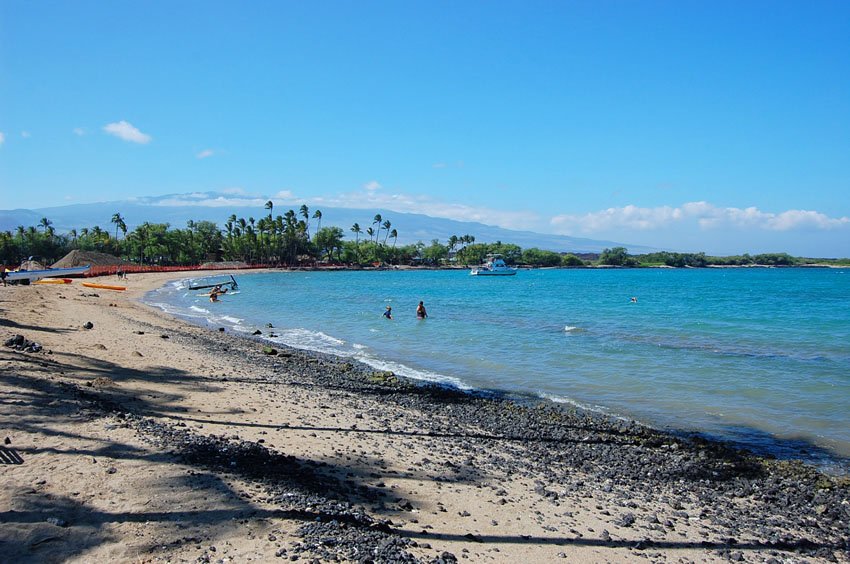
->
(1, 271), (848, 563)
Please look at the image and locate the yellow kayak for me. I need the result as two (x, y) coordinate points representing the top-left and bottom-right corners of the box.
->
(81, 282), (126, 291)
(34, 278), (74, 285)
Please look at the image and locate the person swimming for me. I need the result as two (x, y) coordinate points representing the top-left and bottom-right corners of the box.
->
(383, 306), (393, 319)
(416, 301), (427, 319)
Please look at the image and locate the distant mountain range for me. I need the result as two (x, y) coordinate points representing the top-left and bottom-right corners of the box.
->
(0, 192), (657, 254)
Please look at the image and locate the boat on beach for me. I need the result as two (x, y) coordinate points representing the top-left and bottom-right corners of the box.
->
(470, 255), (517, 276)
(81, 282), (126, 291)
(33, 278), (74, 285)
(4, 265), (91, 282)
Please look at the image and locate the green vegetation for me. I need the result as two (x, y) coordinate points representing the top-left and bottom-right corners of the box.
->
(1, 205), (847, 269)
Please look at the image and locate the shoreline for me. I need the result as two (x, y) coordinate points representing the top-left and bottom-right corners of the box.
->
(150, 269), (850, 474)
(2, 271), (849, 562)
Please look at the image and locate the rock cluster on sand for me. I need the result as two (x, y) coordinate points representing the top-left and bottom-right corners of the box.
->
(4, 334), (42, 353)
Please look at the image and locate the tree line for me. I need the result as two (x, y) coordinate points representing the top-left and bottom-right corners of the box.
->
(598, 247), (849, 267)
(1, 209), (846, 268)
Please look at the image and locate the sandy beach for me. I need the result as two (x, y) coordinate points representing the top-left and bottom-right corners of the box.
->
(1, 271), (848, 563)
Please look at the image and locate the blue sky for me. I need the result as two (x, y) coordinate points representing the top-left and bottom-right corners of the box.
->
(1, 1), (849, 256)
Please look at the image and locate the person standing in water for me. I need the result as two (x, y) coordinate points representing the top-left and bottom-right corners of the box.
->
(383, 306), (393, 319)
(416, 301), (427, 319)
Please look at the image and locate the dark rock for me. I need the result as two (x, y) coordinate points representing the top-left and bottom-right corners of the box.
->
(83, 322), (94, 329)
(263, 347), (278, 356)
(46, 517), (68, 527)
(4, 335), (25, 347)
(617, 513), (636, 527)
(253, 330), (262, 335)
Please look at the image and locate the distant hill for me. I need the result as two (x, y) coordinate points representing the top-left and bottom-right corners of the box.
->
(0, 192), (657, 254)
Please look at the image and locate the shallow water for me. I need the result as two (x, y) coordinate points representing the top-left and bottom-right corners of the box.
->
(146, 267), (850, 472)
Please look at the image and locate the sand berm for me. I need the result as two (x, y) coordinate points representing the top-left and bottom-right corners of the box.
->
(1, 270), (848, 563)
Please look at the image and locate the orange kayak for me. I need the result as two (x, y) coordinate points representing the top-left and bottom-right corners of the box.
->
(81, 282), (126, 291)
(34, 278), (74, 285)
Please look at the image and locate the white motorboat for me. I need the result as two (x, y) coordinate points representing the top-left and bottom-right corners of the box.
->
(470, 255), (517, 276)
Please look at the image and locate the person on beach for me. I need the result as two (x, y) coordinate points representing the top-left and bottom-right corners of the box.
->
(416, 301), (427, 319)
(383, 306), (393, 319)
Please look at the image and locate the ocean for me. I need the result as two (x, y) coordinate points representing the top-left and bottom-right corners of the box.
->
(146, 267), (850, 473)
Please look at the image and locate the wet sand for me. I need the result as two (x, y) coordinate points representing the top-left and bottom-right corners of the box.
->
(1, 271), (848, 563)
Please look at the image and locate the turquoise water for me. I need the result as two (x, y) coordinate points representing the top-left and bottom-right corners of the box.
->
(146, 268), (850, 472)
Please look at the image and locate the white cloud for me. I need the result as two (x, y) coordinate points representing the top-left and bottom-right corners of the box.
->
(0, 132), (5, 145)
(73, 127), (86, 136)
(153, 195), (270, 208)
(432, 161), (464, 169)
(363, 180), (382, 191)
(146, 188), (298, 209)
(21, 131), (31, 138)
(767, 209), (850, 231)
(550, 202), (850, 234)
(196, 149), (215, 159)
(103, 120), (152, 144)
(309, 186), (540, 230)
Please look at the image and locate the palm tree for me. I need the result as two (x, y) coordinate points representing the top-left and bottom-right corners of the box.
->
(38, 217), (54, 245)
(111, 212), (127, 240)
(265, 200), (274, 220)
(350, 223), (362, 263)
(312, 209), (322, 234)
(389, 228), (398, 264)
(382, 220), (392, 245)
(372, 214), (382, 244)
(300, 205), (310, 241)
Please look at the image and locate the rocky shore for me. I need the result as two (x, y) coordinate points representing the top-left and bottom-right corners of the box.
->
(1, 273), (848, 563)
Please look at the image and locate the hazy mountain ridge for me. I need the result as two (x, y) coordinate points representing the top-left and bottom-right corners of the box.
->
(0, 193), (657, 254)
